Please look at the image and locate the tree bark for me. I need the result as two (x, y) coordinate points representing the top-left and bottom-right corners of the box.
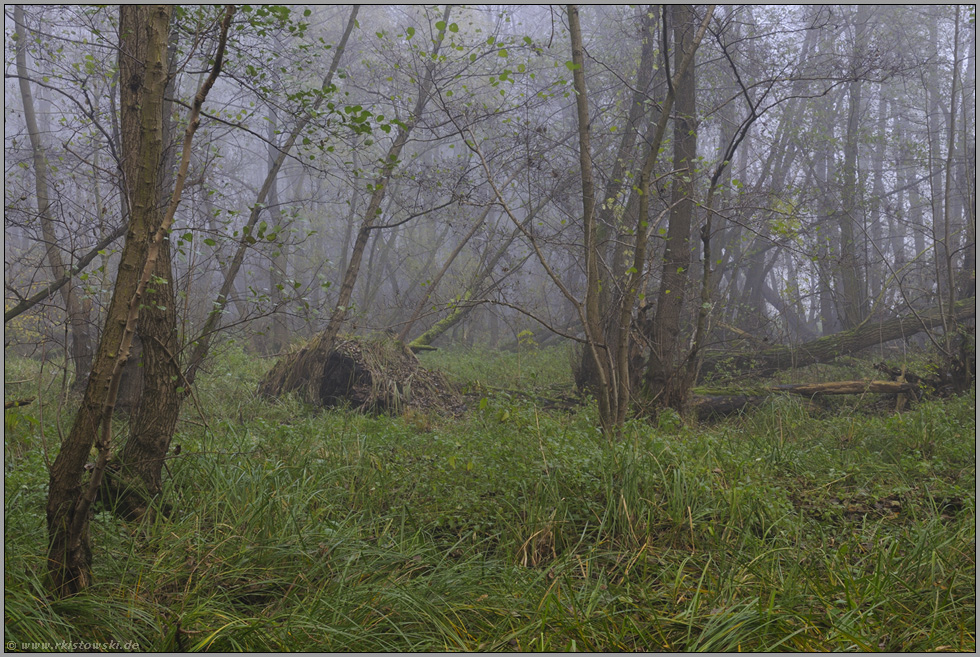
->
(45, 4), (233, 595)
(770, 380), (917, 396)
(265, 110), (290, 354)
(108, 21), (182, 522)
(567, 4), (617, 435)
(837, 5), (870, 330)
(575, 6), (658, 400)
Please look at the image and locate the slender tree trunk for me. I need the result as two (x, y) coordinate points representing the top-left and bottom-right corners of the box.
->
(184, 5), (359, 387)
(925, 7), (946, 305)
(814, 91), (840, 335)
(961, 23), (976, 300)
(14, 5), (94, 384)
(838, 5), (870, 330)
(868, 92), (888, 304)
(265, 111), (290, 354)
(939, 5), (962, 341)
(567, 4), (616, 435)
(576, 6), (657, 395)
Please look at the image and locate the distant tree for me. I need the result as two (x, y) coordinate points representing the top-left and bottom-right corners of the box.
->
(12, 5), (95, 382)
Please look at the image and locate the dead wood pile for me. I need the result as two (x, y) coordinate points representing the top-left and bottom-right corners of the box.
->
(694, 378), (922, 420)
(258, 333), (459, 413)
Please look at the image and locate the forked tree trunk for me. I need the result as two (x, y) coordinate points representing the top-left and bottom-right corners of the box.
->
(45, 5), (233, 595)
(575, 6), (657, 399)
(108, 23), (182, 522)
(46, 5), (173, 596)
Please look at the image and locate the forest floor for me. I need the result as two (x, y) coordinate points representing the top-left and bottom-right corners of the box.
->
(4, 342), (976, 652)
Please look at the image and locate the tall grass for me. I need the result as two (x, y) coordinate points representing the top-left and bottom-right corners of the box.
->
(4, 346), (975, 651)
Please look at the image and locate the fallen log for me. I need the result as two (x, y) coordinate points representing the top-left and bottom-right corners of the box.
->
(770, 380), (917, 396)
(694, 379), (919, 420)
(694, 394), (768, 420)
(4, 397), (35, 410)
(700, 297), (975, 378)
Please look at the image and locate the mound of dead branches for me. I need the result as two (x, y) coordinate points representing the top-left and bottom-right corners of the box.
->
(257, 333), (459, 414)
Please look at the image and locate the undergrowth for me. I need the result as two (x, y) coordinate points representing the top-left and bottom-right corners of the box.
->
(4, 345), (976, 652)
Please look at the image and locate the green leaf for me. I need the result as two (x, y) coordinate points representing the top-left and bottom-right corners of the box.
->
(565, 61), (580, 71)
(406, 26), (415, 39)
(435, 20), (446, 31)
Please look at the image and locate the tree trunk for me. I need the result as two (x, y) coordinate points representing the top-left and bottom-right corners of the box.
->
(108, 22), (182, 522)
(770, 380), (917, 396)
(576, 6), (658, 397)
(14, 5), (94, 385)
(567, 4), (617, 435)
(265, 110), (290, 354)
(46, 4), (172, 596)
(45, 5), (233, 595)
(814, 90), (841, 335)
(837, 5), (870, 330)
(644, 4), (700, 412)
